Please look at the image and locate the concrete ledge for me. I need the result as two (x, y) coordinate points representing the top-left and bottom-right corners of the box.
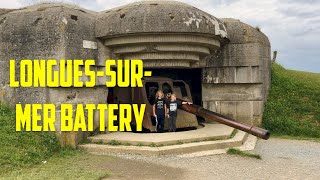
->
(158, 131), (247, 155)
(177, 134), (257, 157)
(122, 52), (200, 62)
(113, 44), (210, 55)
(104, 34), (220, 48)
(79, 129), (249, 156)
(89, 124), (234, 146)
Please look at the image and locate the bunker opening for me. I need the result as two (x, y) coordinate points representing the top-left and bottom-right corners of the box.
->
(106, 68), (203, 132)
(145, 68), (202, 107)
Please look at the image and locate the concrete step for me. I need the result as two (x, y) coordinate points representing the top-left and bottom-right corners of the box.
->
(79, 130), (249, 156)
(177, 134), (257, 158)
(88, 123), (234, 146)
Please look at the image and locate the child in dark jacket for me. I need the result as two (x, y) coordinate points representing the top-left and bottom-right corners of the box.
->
(167, 94), (192, 132)
(153, 90), (167, 133)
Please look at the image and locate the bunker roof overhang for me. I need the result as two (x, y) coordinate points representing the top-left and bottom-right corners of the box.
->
(95, 0), (229, 68)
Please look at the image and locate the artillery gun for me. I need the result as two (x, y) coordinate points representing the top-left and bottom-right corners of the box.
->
(110, 77), (270, 140)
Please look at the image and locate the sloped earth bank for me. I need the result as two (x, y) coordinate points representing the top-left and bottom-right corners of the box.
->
(115, 138), (320, 179)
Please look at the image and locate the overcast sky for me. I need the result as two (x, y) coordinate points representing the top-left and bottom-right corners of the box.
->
(1, 0), (320, 73)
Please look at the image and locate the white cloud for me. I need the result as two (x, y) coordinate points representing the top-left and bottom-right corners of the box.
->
(96, 0), (139, 11)
(0, 0), (22, 8)
(180, 0), (320, 72)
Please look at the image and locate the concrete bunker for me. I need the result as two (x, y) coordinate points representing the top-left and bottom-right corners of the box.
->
(0, 1), (271, 146)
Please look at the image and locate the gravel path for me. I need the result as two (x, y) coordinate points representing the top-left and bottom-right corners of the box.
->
(116, 138), (320, 180)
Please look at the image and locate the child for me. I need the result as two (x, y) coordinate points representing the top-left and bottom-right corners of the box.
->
(167, 94), (192, 132)
(153, 90), (167, 133)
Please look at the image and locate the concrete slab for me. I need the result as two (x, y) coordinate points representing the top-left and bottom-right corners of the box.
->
(89, 123), (234, 145)
(157, 131), (247, 155)
(177, 134), (257, 157)
(80, 128), (250, 156)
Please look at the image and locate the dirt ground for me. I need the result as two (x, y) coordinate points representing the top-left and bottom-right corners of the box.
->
(98, 156), (183, 179)
(107, 138), (320, 180)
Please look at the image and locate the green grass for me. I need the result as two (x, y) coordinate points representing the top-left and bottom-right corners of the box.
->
(0, 103), (111, 179)
(176, 140), (184, 145)
(96, 140), (104, 144)
(271, 134), (320, 142)
(227, 148), (261, 159)
(148, 143), (157, 147)
(2, 153), (110, 179)
(229, 129), (238, 138)
(262, 63), (320, 138)
(136, 143), (144, 146)
(0, 103), (77, 174)
(107, 140), (122, 146)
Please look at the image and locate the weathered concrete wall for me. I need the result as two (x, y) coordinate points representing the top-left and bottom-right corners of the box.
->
(0, 4), (109, 147)
(0, 6), (64, 105)
(201, 18), (271, 125)
(96, 1), (228, 38)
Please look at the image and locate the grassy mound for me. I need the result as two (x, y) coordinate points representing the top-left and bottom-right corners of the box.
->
(227, 148), (261, 159)
(262, 63), (320, 138)
(0, 103), (76, 174)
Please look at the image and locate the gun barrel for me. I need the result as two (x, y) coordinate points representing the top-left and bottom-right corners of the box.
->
(177, 99), (270, 140)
